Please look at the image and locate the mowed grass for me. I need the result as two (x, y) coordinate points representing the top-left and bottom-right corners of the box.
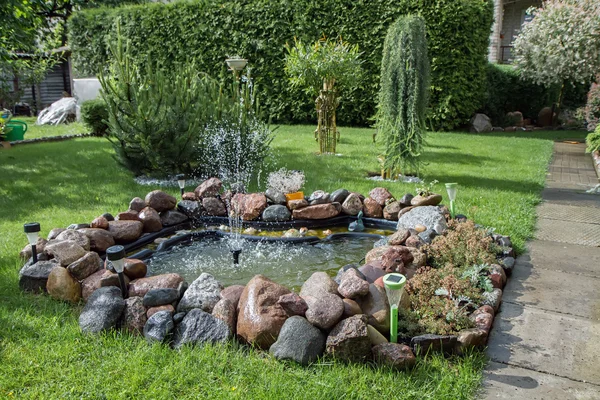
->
(8, 116), (88, 140)
(0, 125), (583, 399)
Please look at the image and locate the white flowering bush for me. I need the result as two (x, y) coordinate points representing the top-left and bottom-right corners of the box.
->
(267, 168), (305, 194)
(513, 0), (600, 109)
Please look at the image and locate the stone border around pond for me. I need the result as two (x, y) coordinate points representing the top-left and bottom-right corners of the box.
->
(18, 178), (514, 369)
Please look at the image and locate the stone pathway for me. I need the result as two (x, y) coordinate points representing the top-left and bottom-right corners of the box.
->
(483, 142), (600, 399)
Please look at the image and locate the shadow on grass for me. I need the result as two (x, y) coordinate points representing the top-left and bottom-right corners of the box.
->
(450, 129), (589, 142)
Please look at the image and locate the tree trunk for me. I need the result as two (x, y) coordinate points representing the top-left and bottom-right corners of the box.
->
(315, 78), (338, 154)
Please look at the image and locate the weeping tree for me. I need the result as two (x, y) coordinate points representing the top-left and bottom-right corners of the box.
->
(285, 37), (362, 154)
(377, 15), (430, 178)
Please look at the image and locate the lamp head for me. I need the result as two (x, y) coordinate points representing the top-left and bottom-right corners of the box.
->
(106, 245), (126, 273)
(24, 222), (41, 245)
(176, 174), (186, 190)
(445, 183), (458, 202)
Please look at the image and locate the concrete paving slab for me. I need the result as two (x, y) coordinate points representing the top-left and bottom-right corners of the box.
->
(535, 218), (600, 247)
(538, 203), (600, 225)
(487, 302), (600, 385)
(483, 361), (600, 399)
(519, 241), (600, 278)
(503, 265), (600, 320)
(541, 189), (600, 207)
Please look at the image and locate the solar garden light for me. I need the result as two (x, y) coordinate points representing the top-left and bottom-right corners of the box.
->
(106, 245), (128, 298)
(176, 174), (186, 196)
(383, 273), (407, 343)
(445, 183), (458, 219)
(23, 222), (41, 264)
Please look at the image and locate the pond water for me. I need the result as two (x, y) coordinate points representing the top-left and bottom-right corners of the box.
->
(146, 234), (384, 289)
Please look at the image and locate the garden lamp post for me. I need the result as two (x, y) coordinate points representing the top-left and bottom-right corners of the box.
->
(176, 174), (186, 197)
(24, 222), (41, 264)
(106, 245), (128, 298)
(445, 183), (458, 219)
(225, 57), (248, 81)
(383, 273), (407, 343)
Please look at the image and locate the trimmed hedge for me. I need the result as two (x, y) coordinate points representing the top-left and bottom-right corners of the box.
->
(68, 0), (493, 130)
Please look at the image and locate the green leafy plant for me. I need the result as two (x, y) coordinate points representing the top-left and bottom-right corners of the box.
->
(80, 99), (108, 136)
(586, 125), (600, 154)
(415, 179), (438, 196)
(377, 15), (430, 176)
(585, 78), (600, 131)
(461, 264), (494, 293)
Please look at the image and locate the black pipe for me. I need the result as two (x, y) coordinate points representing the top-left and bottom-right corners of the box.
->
(231, 249), (242, 265)
(31, 244), (38, 264)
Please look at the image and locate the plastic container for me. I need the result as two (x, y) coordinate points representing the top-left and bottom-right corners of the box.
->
(5, 120), (28, 141)
(285, 191), (304, 202)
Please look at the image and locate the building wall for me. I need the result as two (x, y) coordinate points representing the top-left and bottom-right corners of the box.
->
(12, 59), (71, 114)
(499, 0), (541, 62)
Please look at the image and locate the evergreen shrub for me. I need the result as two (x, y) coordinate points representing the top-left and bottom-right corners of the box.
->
(80, 99), (108, 136)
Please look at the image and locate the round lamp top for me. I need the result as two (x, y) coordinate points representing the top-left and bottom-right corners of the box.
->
(445, 182), (458, 188)
(225, 58), (248, 71)
(24, 222), (41, 233)
(176, 174), (185, 180)
(106, 245), (126, 261)
(383, 273), (406, 290)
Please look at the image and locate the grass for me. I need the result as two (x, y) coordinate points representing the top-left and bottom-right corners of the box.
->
(8, 116), (87, 140)
(0, 125), (585, 399)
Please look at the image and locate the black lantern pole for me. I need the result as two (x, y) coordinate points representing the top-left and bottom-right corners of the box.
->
(106, 245), (128, 298)
(24, 222), (41, 264)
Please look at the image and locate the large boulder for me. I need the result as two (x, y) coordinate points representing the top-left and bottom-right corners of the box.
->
(138, 207), (163, 233)
(143, 310), (174, 343)
(292, 203), (341, 220)
(67, 251), (102, 281)
(107, 220), (143, 243)
(194, 177), (223, 198)
(46, 266), (81, 303)
(128, 273), (184, 298)
(470, 113), (492, 133)
(55, 230), (91, 251)
(79, 286), (125, 333)
(177, 273), (223, 313)
(396, 206), (447, 232)
(45, 240), (87, 267)
(19, 260), (59, 293)
(262, 205), (291, 222)
(121, 296), (147, 335)
(145, 190), (177, 212)
(173, 309), (230, 348)
(77, 228), (115, 252)
(202, 197), (227, 217)
(341, 193), (363, 215)
(269, 316), (326, 365)
(236, 275), (291, 349)
(356, 284), (390, 334)
(325, 315), (371, 362)
(369, 187), (394, 206)
(160, 210), (188, 226)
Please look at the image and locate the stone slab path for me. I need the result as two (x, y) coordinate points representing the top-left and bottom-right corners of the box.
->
(483, 142), (600, 399)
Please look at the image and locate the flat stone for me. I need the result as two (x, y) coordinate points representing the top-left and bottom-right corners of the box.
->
(79, 286), (125, 333)
(67, 251), (102, 281)
(287, 199), (308, 210)
(270, 316), (326, 365)
(177, 273), (223, 313)
(367, 324), (388, 346)
(145, 190), (177, 212)
(19, 260), (59, 293)
(46, 266), (82, 303)
(487, 302), (600, 385)
(160, 210), (188, 226)
(483, 361), (600, 400)
(77, 228), (115, 252)
(116, 209), (140, 221)
(143, 288), (180, 307)
(121, 296), (147, 335)
(292, 203), (341, 220)
(55, 230), (91, 251)
(107, 220), (143, 243)
(143, 310), (174, 343)
(45, 240), (87, 267)
(411, 334), (458, 356)
(410, 194), (442, 207)
(128, 273), (184, 297)
(172, 309), (230, 348)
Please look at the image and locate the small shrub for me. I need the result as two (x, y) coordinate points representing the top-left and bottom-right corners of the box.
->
(426, 220), (498, 270)
(80, 99), (108, 136)
(585, 79), (600, 131)
(586, 125), (600, 154)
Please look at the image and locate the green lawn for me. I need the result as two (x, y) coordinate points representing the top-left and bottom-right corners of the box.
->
(0, 125), (585, 399)
(10, 116), (88, 140)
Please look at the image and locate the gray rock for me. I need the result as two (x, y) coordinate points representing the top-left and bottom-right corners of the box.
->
(418, 228), (437, 244)
(177, 273), (223, 313)
(79, 286), (126, 334)
(482, 288), (503, 312)
(67, 252), (102, 281)
(172, 309), (230, 348)
(102, 213), (114, 222)
(325, 314), (371, 362)
(496, 235), (513, 248)
(265, 188), (287, 205)
(173, 312), (186, 324)
(55, 230), (90, 251)
(67, 223), (90, 230)
(300, 271), (339, 297)
(160, 210), (188, 226)
(304, 293), (344, 330)
(19, 260), (59, 293)
(356, 283), (390, 334)
(143, 310), (174, 343)
(501, 257), (515, 275)
(177, 200), (203, 218)
(47, 228), (66, 240)
(411, 334), (458, 356)
(333, 264), (365, 285)
(262, 205), (291, 222)
(121, 296), (147, 335)
(399, 193), (414, 207)
(143, 288), (180, 307)
(396, 206), (447, 232)
(341, 193), (363, 216)
(45, 240), (87, 267)
(308, 190), (330, 205)
(338, 268), (369, 299)
(202, 197), (227, 216)
(330, 189), (350, 204)
(470, 113), (492, 133)
(270, 316), (326, 365)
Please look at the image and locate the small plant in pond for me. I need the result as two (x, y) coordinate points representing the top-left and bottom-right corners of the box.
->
(377, 15), (430, 177)
(267, 168), (305, 194)
(285, 36), (362, 154)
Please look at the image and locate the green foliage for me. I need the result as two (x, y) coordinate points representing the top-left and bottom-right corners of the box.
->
(377, 15), (430, 175)
(80, 99), (108, 136)
(284, 37), (362, 96)
(461, 264), (494, 293)
(68, 0), (493, 130)
(100, 31), (272, 178)
(586, 125), (600, 154)
(585, 79), (600, 131)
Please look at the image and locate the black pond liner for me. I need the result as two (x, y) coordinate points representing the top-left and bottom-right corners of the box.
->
(127, 215), (397, 261)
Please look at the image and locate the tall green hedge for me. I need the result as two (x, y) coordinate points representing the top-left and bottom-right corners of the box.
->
(69, 0), (493, 130)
